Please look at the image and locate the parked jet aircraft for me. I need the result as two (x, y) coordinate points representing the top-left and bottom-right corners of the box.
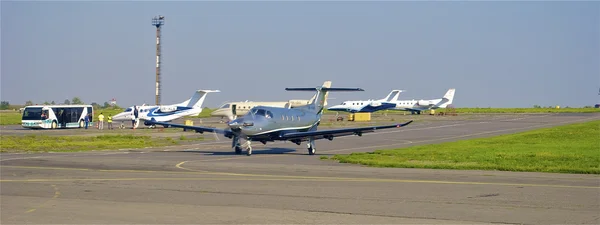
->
(147, 81), (413, 156)
(211, 81), (331, 119)
(391, 88), (456, 114)
(327, 90), (404, 113)
(112, 90), (220, 128)
(328, 89), (455, 114)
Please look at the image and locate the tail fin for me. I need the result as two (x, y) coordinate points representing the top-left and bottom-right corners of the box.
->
(182, 90), (220, 108)
(442, 89), (455, 105)
(380, 90), (404, 102)
(308, 81), (333, 106)
(286, 81), (363, 114)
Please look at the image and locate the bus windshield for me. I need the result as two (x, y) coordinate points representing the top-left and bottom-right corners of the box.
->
(22, 107), (43, 120)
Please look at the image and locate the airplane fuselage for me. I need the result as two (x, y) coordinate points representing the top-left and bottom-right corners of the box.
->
(112, 105), (201, 123)
(227, 106), (320, 142)
(328, 100), (397, 113)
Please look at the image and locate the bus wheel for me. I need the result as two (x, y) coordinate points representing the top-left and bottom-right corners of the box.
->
(79, 120), (84, 128)
(51, 121), (57, 129)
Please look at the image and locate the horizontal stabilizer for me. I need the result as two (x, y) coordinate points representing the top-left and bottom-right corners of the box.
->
(286, 88), (364, 92)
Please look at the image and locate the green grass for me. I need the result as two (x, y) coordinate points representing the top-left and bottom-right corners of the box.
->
(0, 111), (22, 125)
(0, 134), (203, 153)
(186, 108), (215, 118)
(94, 108), (124, 117)
(330, 120), (600, 174)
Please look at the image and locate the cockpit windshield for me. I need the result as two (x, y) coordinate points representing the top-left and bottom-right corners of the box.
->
(220, 104), (230, 109)
(249, 108), (273, 118)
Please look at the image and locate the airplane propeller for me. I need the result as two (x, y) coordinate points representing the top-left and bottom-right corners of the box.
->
(226, 105), (237, 121)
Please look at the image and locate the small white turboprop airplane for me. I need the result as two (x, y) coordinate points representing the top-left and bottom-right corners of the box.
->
(112, 90), (220, 128)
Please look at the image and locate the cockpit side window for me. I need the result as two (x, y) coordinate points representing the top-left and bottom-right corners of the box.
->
(220, 104), (230, 109)
(124, 108), (132, 112)
(255, 109), (266, 116)
(265, 111), (273, 118)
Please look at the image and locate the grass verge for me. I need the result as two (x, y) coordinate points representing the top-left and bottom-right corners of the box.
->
(0, 134), (203, 153)
(330, 120), (600, 174)
(369, 107), (600, 114)
(0, 111), (21, 125)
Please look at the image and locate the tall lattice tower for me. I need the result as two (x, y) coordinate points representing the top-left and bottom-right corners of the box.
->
(152, 15), (165, 105)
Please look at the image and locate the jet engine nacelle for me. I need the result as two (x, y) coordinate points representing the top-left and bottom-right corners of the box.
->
(159, 105), (177, 112)
(417, 100), (433, 106)
(370, 102), (382, 107)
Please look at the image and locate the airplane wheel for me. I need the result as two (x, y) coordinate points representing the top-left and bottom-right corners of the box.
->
(246, 147), (252, 156)
(308, 146), (316, 155)
(235, 146), (242, 154)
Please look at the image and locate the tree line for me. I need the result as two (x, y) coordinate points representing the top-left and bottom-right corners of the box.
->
(0, 97), (122, 110)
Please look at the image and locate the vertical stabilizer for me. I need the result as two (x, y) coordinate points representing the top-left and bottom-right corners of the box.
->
(381, 90), (404, 102)
(442, 89), (456, 105)
(308, 81), (332, 106)
(183, 90), (221, 108)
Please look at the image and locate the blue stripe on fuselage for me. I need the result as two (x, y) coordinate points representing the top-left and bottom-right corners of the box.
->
(145, 106), (194, 117)
(328, 103), (396, 113)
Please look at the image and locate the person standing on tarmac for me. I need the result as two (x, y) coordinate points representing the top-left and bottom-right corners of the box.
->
(98, 112), (105, 130)
(131, 105), (135, 128)
(84, 113), (90, 129)
(107, 114), (113, 130)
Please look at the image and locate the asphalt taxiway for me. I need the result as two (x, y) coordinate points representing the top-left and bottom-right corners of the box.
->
(1, 113), (599, 224)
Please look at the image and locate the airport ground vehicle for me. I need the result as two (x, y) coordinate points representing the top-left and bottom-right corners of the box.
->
(21, 105), (93, 129)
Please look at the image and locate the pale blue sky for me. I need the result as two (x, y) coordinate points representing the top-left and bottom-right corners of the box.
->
(2, 1), (599, 108)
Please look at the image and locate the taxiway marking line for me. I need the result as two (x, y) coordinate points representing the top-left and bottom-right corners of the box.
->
(7, 184), (60, 220)
(0, 175), (598, 189)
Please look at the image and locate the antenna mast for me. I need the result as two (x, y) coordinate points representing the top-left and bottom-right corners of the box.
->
(152, 15), (165, 105)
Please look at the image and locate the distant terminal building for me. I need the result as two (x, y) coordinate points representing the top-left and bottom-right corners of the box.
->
(109, 98), (117, 106)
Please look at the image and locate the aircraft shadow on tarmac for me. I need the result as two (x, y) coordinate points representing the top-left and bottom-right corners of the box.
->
(175, 147), (297, 156)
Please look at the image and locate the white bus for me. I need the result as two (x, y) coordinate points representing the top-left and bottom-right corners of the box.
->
(21, 105), (94, 129)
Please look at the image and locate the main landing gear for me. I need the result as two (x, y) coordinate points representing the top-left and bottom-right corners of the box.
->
(307, 138), (316, 155)
(232, 137), (252, 156)
(242, 140), (253, 156)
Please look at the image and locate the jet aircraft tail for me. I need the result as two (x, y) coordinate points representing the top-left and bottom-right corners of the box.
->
(179, 90), (221, 108)
(442, 89), (456, 105)
(380, 90), (404, 102)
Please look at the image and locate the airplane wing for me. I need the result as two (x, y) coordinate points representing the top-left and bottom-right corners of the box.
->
(280, 120), (413, 141)
(147, 120), (233, 136)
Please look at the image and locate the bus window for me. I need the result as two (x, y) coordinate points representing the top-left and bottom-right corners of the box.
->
(22, 107), (42, 120)
(87, 107), (93, 122)
(41, 109), (49, 120)
(22, 108), (42, 120)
